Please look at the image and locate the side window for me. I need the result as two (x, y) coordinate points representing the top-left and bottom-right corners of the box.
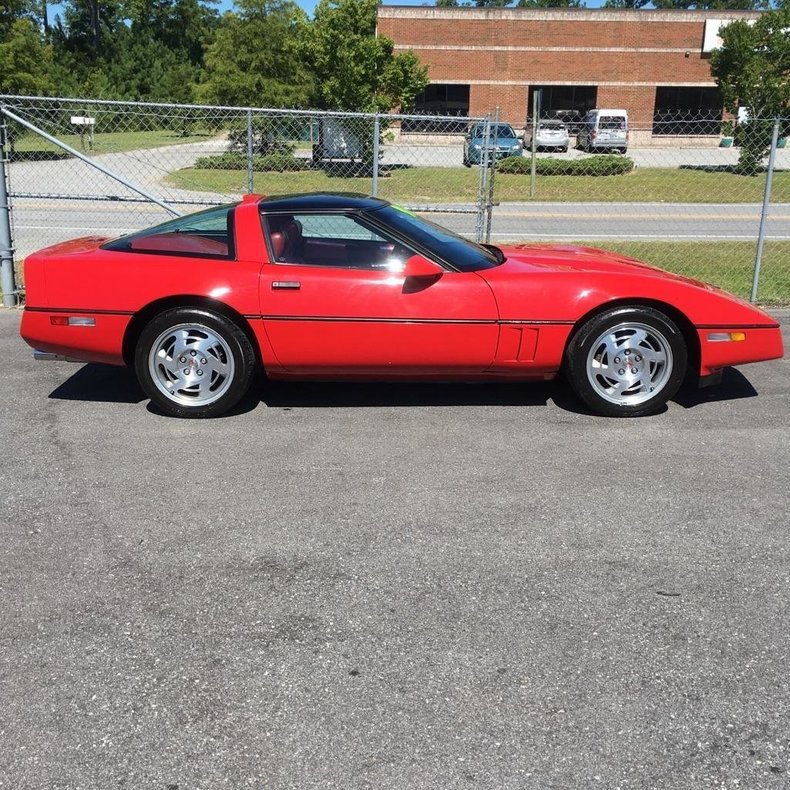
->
(103, 205), (235, 259)
(262, 212), (411, 270)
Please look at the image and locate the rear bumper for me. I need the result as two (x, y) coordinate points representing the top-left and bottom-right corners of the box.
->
(20, 308), (129, 366)
(32, 350), (84, 362)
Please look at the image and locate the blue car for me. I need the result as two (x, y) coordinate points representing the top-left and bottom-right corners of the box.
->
(463, 123), (522, 166)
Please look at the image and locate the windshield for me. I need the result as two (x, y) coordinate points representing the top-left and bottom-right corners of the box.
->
(371, 205), (502, 272)
(470, 124), (517, 140)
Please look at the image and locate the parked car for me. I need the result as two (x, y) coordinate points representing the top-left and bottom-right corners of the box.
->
(551, 109), (585, 135)
(463, 123), (522, 166)
(21, 193), (783, 419)
(523, 119), (570, 152)
(577, 109), (629, 153)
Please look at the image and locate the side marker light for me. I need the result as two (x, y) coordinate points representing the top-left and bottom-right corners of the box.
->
(707, 331), (746, 342)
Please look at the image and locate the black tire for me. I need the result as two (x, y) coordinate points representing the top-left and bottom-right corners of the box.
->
(564, 306), (687, 417)
(135, 307), (256, 418)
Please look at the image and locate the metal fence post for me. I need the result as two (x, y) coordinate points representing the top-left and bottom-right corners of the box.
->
(246, 109), (254, 194)
(484, 106), (500, 243)
(529, 90), (540, 199)
(750, 117), (781, 303)
(0, 111), (19, 307)
(372, 114), (380, 197)
(475, 114), (491, 243)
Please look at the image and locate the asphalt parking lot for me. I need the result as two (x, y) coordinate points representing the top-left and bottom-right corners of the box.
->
(1, 308), (789, 790)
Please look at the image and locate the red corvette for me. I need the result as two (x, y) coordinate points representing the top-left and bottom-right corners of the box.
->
(20, 193), (783, 418)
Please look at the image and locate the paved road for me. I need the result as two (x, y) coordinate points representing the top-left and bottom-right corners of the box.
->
(1, 308), (789, 789)
(7, 139), (790, 255)
(11, 199), (790, 258)
(382, 141), (790, 171)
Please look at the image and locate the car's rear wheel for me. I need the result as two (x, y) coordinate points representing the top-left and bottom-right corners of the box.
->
(135, 307), (256, 418)
(564, 306), (687, 417)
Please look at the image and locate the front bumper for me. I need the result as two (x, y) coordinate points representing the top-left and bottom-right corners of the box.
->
(697, 324), (784, 377)
(468, 148), (522, 164)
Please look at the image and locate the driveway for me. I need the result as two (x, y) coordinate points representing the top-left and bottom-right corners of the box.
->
(1, 308), (788, 789)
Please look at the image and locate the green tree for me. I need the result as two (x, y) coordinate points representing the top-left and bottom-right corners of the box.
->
(307, 0), (428, 112)
(652, 0), (767, 8)
(198, 0), (313, 107)
(52, 0), (126, 66)
(603, 0), (651, 8)
(0, 18), (53, 94)
(1, 0), (39, 35)
(124, 0), (220, 67)
(517, 0), (583, 7)
(711, 5), (790, 173)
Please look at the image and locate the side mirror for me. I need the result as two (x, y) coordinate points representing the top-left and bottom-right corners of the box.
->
(402, 254), (442, 278)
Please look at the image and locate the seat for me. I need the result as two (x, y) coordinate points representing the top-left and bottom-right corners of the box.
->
(270, 231), (286, 260)
(282, 219), (304, 263)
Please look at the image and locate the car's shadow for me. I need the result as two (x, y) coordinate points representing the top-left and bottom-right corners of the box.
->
(47, 364), (758, 417)
(258, 379), (558, 409)
(674, 366), (758, 408)
(49, 364), (147, 404)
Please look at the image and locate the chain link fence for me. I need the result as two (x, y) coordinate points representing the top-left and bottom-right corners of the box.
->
(500, 110), (789, 305)
(1, 96), (788, 305)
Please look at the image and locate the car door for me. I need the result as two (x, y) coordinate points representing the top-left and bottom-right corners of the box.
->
(258, 212), (499, 375)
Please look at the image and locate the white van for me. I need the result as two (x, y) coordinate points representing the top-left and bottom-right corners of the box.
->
(577, 109), (628, 153)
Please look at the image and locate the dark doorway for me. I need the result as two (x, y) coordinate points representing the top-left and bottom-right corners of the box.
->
(653, 87), (723, 135)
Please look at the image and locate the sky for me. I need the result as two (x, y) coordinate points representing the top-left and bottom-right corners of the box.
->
(217, 0), (608, 15)
(49, 0), (609, 25)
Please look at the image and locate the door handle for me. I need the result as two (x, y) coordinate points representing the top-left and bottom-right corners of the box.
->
(272, 281), (301, 290)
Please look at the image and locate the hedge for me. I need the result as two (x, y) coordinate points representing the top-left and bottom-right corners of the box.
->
(498, 155), (635, 176)
(192, 152), (311, 172)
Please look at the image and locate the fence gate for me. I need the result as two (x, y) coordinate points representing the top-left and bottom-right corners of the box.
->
(0, 96), (498, 303)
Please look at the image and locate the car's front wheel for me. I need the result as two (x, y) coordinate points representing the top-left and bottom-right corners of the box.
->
(135, 307), (256, 418)
(564, 306), (687, 417)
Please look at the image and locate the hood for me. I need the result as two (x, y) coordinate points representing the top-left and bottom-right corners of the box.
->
(478, 242), (776, 326)
(499, 243), (710, 288)
(471, 137), (520, 149)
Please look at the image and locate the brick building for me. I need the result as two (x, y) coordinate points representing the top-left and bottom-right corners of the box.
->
(376, 6), (761, 143)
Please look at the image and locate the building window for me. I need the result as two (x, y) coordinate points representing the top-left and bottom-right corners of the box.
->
(653, 87), (723, 135)
(402, 84), (470, 133)
(528, 86), (598, 133)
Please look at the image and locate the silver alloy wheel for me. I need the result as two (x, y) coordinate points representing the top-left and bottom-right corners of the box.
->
(148, 322), (235, 407)
(585, 321), (673, 406)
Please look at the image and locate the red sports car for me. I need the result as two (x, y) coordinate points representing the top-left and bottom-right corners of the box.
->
(20, 193), (783, 418)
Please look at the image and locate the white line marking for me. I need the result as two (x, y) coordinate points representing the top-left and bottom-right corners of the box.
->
(492, 234), (790, 241)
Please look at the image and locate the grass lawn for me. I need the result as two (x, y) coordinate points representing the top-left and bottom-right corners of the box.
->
(11, 129), (217, 158)
(166, 164), (790, 204)
(6, 240), (786, 306)
(532, 240), (790, 304)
